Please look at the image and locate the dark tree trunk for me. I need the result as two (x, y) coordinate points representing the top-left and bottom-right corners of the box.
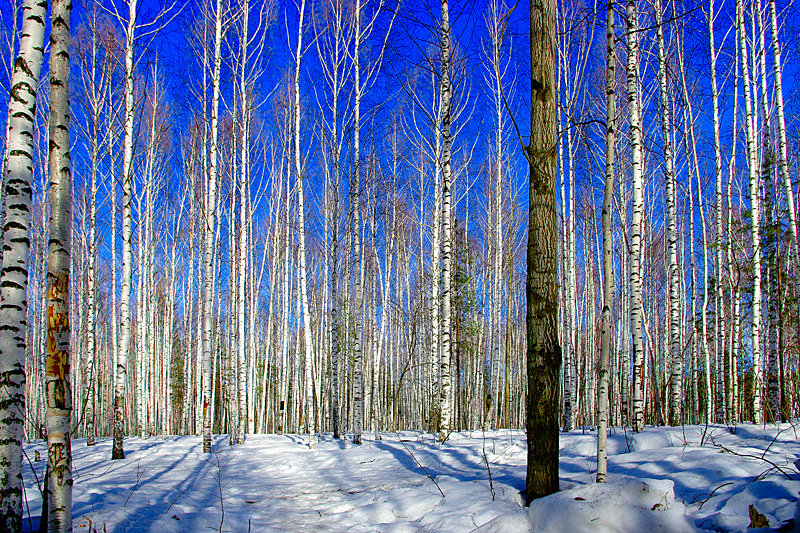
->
(525, 0), (561, 505)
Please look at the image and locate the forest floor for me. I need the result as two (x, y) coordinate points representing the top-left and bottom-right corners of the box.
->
(21, 422), (800, 532)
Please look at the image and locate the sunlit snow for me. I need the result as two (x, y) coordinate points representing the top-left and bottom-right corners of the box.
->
(21, 423), (800, 532)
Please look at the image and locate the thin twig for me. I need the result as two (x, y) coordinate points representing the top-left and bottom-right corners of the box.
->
(165, 462), (215, 514)
(214, 451), (225, 533)
(481, 431), (495, 501)
(700, 420), (711, 447)
(21, 472), (33, 532)
(22, 447), (44, 496)
(394, 431), (444, 497)
(760, 426), (788, 459)
(693, 482), (733, 510)
(713, 438), (796, 480)
(123, 457), (144, 506)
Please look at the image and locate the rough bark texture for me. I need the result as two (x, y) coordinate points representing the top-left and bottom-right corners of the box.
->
(525, 0), (561, 504)
(0, 0), (47, 528)
(45, 2), (74, 528)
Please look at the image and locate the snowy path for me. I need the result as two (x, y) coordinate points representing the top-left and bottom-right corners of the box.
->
(21, 424), (800, 532)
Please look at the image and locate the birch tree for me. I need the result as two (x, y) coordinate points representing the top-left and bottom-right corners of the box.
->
(44, 0), (73, 525)
(290, 0), (317, 448)
(0, 0), (46, 526)
(726, 24), (741, 423)
(707, 0), (726, 424)
(654, 0), (681, 426)
(202, 0), (224, 452)
(596, 0), (615, 483)
(234, 0), (259, 445)
(314, 0), (352, 440)
(0, 0), (23, 272)
(738, 0), (763, 422)
(483, 0), (511, 430)
(111, 0), (138, 461)
(349, 0), (394, 444)
(437, 0), (455, 444)
(625, 0), (645, 433)
(73, 10), (111, 447)
(768, 0), (799, 298)
(108, 0), (178, 458)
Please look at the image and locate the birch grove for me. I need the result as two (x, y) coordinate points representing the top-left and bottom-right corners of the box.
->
(0, 0), (799, 514)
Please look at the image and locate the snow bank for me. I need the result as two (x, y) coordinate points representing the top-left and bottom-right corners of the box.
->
(477, 477), (695, 533)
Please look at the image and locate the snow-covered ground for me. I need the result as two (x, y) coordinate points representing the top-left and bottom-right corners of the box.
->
(21, 423), (800, 532)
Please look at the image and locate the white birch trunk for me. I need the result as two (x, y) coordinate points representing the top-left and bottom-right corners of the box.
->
(707, 0), (727, 424)
(113, 0), (138, 461)
(279, 163), (291, 433)
(44, 0), (73, 523)
(202, 0), (223, 452)
(768, 0), (800, 271)
(430, 104), (442, 433)
(291, 0), (316, 447)
(597, 0), (615, 482)
(738, 0), (763, 423)
(314, 0), (349, 438)
(79, 17), (105, 447)
(486, 0), (506, 429)
(655, 0), (681, 426)
(676, 33), (712, 423)
(352, 0), (365, 444)
(726, 18), (741, 424)
(0, 0), (46, 525)
(107, 81), (120, 435)
(258, 184), (280, 432)
(236, 0), (250, 444)
(755, 0), (778, 424)
(437, 0), (454, 442)
(625, 0), (645, 433)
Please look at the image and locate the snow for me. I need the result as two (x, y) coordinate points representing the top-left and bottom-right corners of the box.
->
(21, 423), (800, 532)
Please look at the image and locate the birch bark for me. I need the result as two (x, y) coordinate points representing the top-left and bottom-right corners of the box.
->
(707, 0), (727, 423)
(726, 18), (741, 423)
(292, 0), (316, 447)
(236, 0), (250, 445)
(625, 0), (645, 432)
(317, 0), (351, 440)
(655, 0), (681, 426)
(597, 0), (614, 483)
(484, 0), (507, 429)
(768, 0), (799, 271)
(113, 0), (138, 460)
(44, 0), (73, 525)
(0, 0), (46, 526)
(352, 0), (365, 444)
(738, 0), (763, 422)
(438, 0), (454, 442)
(202, 0), (223, 452)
